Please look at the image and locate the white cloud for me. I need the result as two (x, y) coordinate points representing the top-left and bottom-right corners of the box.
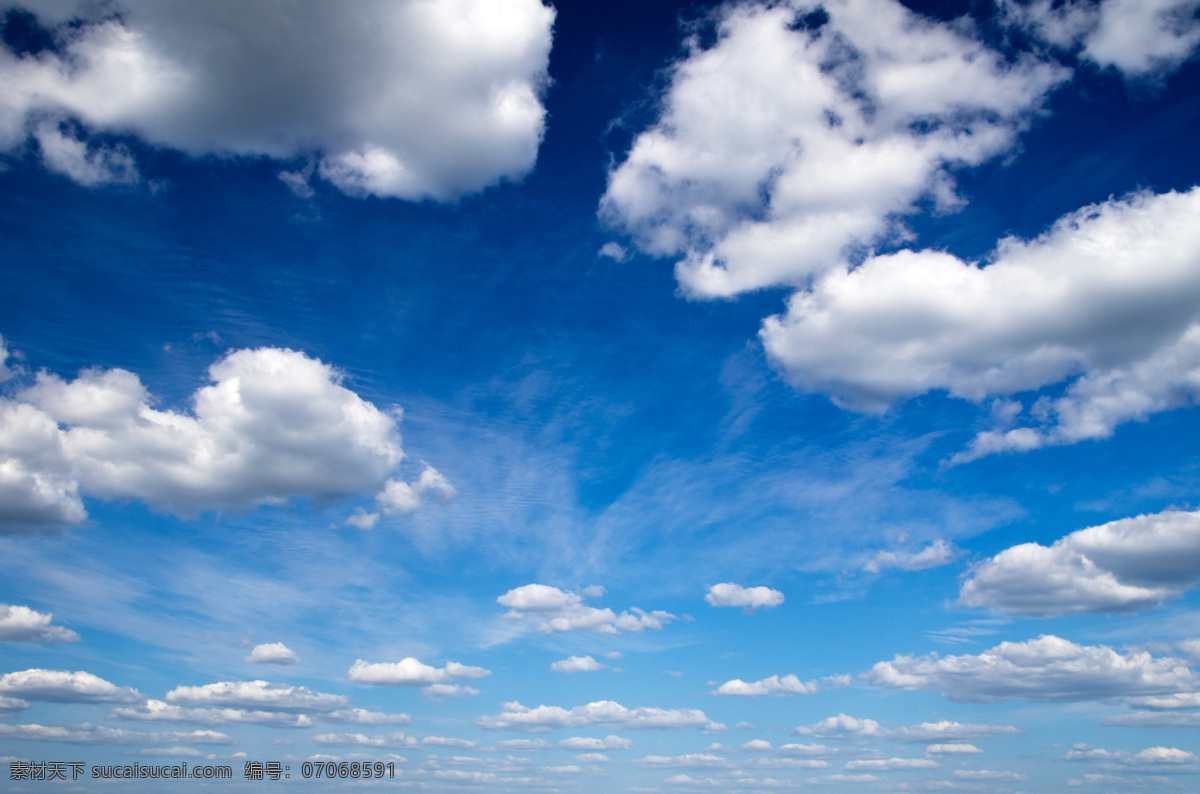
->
(1101, 711), (1200, 728)
(761, 188), (1200, 427)
(377, 464), (456, 515)
(312, 731), (418, 749)
(953, 769), (1027, 780)
(1062, 743), (1198, 769)
(806, 773), (882, 785)
(864, 635), (1200, 702)
(110, 699), (313, 728)
(496, 584), (676, 635)
(0, 0), (554, 199)
(601, 0), (1065, 300)
(959, 509), (1200, 616)
(324, 708), (412, 726)
(598, 242), (629, 262)
(864, 540), (956, 573)
(551, 655), (606, 673)
(704, 583), (784, 610)
(0, 346), (452, 528)
(344, 508), (379, 530)
(635, 754), (731, 769)
(421, 683), (481, 698)
(164, 680), (347, 712)
(423, 736), (480, 749)
(557, 735), (633, 751)
(891, 721), (1021, 742)
(1002, 0), (1200, 77)
(478, 700), (722, 733)
(845, 757), (939, 771)
(245, 642), (300, 665)
(712, 674), (818, 697)
(574, 752), (609, 763)
(0, 604), (79, 642)
(0, 723), (233, 745)
(793, 714), (885, 741)
(0, 669), (141, 703)
(926, 744), (983, 755)
(33, 120), (139, 187)
(496, 738), (552, 751)
(347, 657), (489, 687)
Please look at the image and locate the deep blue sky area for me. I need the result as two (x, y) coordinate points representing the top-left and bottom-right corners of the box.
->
(3, 1), (1200, 791)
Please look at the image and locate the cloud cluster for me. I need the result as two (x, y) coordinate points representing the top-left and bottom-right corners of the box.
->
(0, 603), (79, 642)
(0, 669), (141, 703)
(0, 346), (448, 529)
(863, 540), (955, 573)
(791, 714), (1019, 743)
(762, 188), (1200, 421)
(347, 657), (489, 699)
(1062, 743), (1198, 769)
(960, 509), (1200, 616)
(164, 680), (348, 712)
(0, 0), (555, 199)
(712, 674), (818, 697)
(865, 635), (1200, 702)
(245, 642), (300, 665)
(477, 700), (722, 733)
(601, 0), (1066, 299)
(1001, 0), (1200, 77)
(497, 584), (676, 635)
(550, 655), (607, 673)
(704, 583), (784, 610)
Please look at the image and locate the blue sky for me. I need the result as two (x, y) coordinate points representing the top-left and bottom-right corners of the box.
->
(2, 0), (1200, 790)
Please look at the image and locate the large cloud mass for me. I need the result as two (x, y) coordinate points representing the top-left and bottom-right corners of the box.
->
(865, 635), (1200, 702)
(601, 0), (1065, 299)
(0, 0), (554, 198)
(761, 188), (1200, 415)
(0, 345), (447, 528)
(959, 509), (1200, 616)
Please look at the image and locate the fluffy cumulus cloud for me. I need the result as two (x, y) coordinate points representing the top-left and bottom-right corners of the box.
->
(347, 657), (491, 696)
(959, 509), (1200, 616)
(0, 669), (141, 703)
(601, 0), (1065, 299)
(712, 674), (818, 697)
(550, 655), (606, 673)
(0, 346), (449, 529)
(245, 642), (300, 665)
(164, 680), (347, 712)
(477, 700), (723, 733)
(704, 583), (784, 610)
(865, 635), (1200, 702)
(496, 584), (676, 635)
(0, 603), (79, 642)
(0, 0), (554, 199)
(762, 188), (1200, 421)
(1001, 0), (1200, 77)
